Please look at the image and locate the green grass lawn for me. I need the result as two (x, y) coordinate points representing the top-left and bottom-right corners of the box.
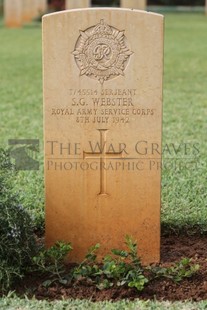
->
(0, 293), (207, 310)
(162, 13), (207, 233)
(0, 12), (207, 309)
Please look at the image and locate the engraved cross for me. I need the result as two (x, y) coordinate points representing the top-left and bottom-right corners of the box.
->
(83, 129), (123, 196)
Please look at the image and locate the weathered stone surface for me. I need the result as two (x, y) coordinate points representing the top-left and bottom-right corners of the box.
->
(4, 0), (22, 28)
(43, 8), (164, 264)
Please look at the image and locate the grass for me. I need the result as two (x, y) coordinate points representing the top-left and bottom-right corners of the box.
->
(0, 19), (44, 229)
(1, 293), (207, 310)
(0, 12), (207, 308)
(162, 13), (207, 233)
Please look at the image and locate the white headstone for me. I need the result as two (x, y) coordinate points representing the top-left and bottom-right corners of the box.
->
(121, 0), (146, 11)
(32, 0), (40, 18)
(43, 8), (164, 264)
(22, 0), (35, 23)
(66, 0), (90, 9)
(4, 0), (22, 28)
(37, 0), (47, 15)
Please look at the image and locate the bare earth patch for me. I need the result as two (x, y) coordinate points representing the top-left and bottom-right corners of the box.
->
(15, 235), (207, 302)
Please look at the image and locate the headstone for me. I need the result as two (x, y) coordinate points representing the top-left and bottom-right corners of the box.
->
(65, 0), (90, 9)
(22, 0), (34, 23)
(37, 0), (48, 15)
(121, 0), (146, 11)
(43, 8), (164, 264)
(32, 0), (40, 18)
(205, 0), (207, 15)
(4, 0), (22, 28)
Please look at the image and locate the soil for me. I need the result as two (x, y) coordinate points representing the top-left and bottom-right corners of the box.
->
(15, 235), (207, 302)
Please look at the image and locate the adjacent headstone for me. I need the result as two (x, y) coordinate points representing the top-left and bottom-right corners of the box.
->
(121, 0), (146, 11)
(43, 8), (164, 264)
(32, 0), (40, 18)
(65, 0), (90, 9)
(22, 0), (34, 23)
(37, 0), (48, 15)
(4, 0), (22, 28)
(205, 0), (207, 15)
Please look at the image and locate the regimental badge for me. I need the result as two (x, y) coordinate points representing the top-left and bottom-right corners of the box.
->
(73, 19), (133, 85)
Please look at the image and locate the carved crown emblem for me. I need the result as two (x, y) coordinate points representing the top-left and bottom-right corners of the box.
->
(73, 19), (133, 85)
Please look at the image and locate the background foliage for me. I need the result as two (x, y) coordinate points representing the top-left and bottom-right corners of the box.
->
(0, 150), (36, 291)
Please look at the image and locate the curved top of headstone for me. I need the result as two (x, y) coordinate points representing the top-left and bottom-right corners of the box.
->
(43, 7), (163, 19)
